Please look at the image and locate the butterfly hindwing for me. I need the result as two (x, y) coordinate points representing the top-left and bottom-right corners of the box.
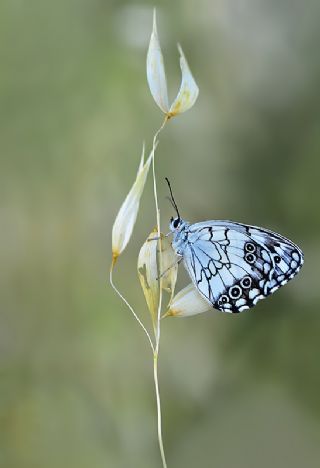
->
(248, 225), (304, 294)
(182, 221), (303, 313)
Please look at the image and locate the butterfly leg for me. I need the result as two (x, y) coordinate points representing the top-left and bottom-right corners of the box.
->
(156, 257), (183, 280)
(147, 232), (173, 242)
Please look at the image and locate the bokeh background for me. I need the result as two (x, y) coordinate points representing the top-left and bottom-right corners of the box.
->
(2, 0), (320, 467)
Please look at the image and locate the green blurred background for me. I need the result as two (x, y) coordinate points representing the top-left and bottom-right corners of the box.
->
(2, 0), (320, 467)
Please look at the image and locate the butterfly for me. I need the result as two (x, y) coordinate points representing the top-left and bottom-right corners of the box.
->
(165, 178), (304, 313)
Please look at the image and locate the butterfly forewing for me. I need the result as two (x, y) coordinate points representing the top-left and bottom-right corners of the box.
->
(180, 221), (304, 313)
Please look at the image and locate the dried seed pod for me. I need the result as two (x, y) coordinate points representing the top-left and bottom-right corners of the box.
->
(112, 145), (153, 263)
(165, 283), (211, 318)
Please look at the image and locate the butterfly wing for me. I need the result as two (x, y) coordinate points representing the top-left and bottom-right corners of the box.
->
(245, 225), (304, 293)
(183, 221), (304, 313)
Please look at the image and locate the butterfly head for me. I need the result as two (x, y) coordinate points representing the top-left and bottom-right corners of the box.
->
(169, 216), (183, 231)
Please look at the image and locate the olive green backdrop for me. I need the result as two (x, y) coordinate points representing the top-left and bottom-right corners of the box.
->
(1, 0), (320, 467)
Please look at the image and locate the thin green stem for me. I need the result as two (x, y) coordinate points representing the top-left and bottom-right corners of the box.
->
(150, 116), (169, 468)
(151, 116), (168, 349)
(110, 263), (155, 353)
(111, 114), (169, 467)
(153, 352), (168, 468)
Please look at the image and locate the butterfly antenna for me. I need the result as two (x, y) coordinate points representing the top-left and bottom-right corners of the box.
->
(166, 196), (178, 214)
(165, 177), (180, 219)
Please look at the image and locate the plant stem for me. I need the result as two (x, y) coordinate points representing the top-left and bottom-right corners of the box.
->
(150, 116), (169, 467)
(153, 352), (168, 468)
(111, 116), (169, 467)
(151, 116), (168, 350)
(110, 262), (155, 353)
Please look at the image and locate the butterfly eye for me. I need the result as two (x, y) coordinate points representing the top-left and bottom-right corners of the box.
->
(170, 217), (174, 223)
(173, 218), (180, 228)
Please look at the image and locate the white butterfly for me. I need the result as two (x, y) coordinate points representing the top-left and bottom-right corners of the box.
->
(166, 179), (304, 313)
